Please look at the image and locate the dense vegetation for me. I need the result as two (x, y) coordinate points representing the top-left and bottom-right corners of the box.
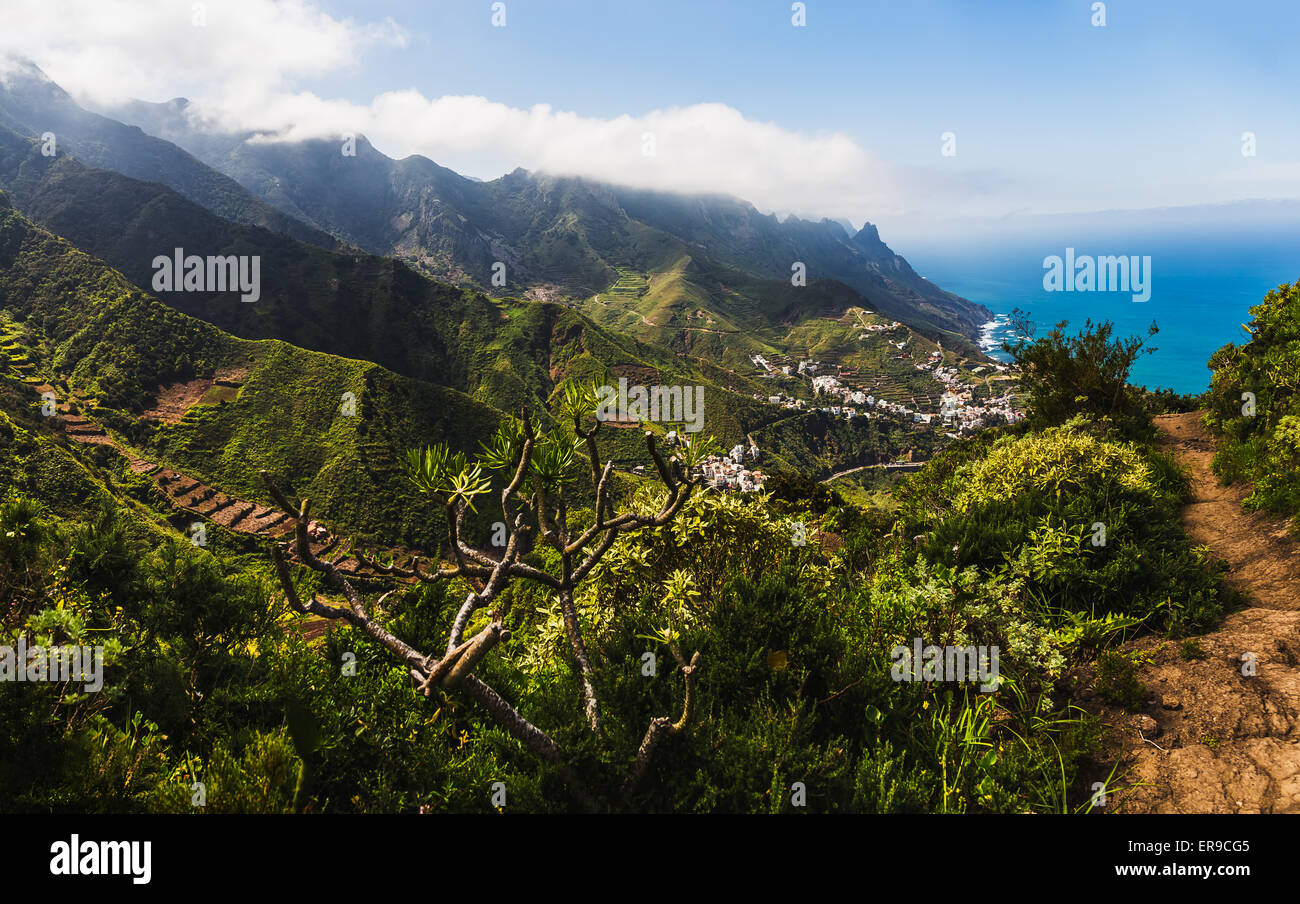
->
(1002, 308), (1160, 438)
(0, 197), (509, 549)
(1206, 279), (1300, 527)
(1, 292), (1239, 812)
(2, 61), (1288, 817)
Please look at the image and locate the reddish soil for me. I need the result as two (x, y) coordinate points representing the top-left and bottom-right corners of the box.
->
(1095, 412), (1300, 813)
(141, 367), (247, 423)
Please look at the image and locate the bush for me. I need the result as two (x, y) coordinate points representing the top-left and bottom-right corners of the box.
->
(896, 420), (1225, 633)
(1206, 279), (1300, 526)
(1003, 309), (1158, 439)
(1094, 651), (1147, 710)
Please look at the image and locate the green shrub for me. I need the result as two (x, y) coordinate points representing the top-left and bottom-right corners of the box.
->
(1001, 309), (1158, 439)
(1094, 651), (1147, 710)
(896, 421), (1225, 633)
(1206, 279), (1300, 526)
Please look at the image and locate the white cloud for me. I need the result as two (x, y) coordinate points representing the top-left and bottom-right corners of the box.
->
(231, 91), (902, 222)
(0, 0), (902, 223)
(0, 0), (407, 104)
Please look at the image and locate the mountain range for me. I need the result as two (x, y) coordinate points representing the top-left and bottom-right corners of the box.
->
(0, 58), (998, 548)
(83, 75), (989, 346)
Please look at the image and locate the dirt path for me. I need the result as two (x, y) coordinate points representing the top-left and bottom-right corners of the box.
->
(1105, 411), (1300, 813)
(820, 461), (926, 483)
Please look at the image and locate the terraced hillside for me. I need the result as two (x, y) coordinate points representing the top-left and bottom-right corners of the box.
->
(0, 130), (785, 452)
(0, 193), (504, 551)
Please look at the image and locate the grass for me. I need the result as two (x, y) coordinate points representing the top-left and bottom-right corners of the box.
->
(1094, 650), (1148, 711)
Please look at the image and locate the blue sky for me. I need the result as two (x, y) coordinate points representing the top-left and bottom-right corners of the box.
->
(294, 0), (1300, 218)
(3, 0), (1298, 227)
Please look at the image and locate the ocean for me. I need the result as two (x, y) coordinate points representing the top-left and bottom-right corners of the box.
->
(898, 221), (1300, 395)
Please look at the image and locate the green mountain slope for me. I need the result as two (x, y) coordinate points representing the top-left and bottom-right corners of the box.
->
(96, 87), (990, 347)
(0, 111), (977, 484)
(0, 190), (501, 549)
(0, 125), (769, 440)
(0, 57), (336, 248)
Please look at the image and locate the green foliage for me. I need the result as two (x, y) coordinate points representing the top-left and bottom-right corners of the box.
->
(1136, 385), (1208, 416)
(896, 420), (1226, 635)
(850, 740), (931, 813)
(147, 346), (500, 550)
(406, 444), (492, 511)
(1093, 651), (1147, 711)
(0, 321), (1224, 814)
(754, 409), (936, 480)
(0, 203), (232, 407)
(0, 163), (1245, 815)
(954, 425), (1154, 508)
(59, 713), (175, 813)
(0, 441), (1154, 815)
(763, 468), (843, 515)
(1003, 309), (1158, 439)
(1206, 279), (1300, 525)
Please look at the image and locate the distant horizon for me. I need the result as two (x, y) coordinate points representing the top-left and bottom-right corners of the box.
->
(18, 54), (1300, 244)
(903, 218), (1300, 395)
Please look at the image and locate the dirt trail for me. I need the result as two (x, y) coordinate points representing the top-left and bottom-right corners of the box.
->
(1106, 411), (1300, 813)
(820, 461), (926, 483)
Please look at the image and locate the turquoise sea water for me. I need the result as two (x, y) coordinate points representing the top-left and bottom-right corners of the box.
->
(900, 225), (1300, 395)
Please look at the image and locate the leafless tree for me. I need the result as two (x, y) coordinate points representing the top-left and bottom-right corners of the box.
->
(264, 386), (713, 810)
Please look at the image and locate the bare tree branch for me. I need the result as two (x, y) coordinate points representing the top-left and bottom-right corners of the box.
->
(627, 651), (702, 794)
(557, 589), (602, 733)
(262, 395), (704, 812)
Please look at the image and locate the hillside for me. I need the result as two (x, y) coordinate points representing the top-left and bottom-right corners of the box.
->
(0, 56), (336, 248)
(0, 262), (1245, 815)
(3, 127), (984, 480)
(93, 87), (990, 348)
(2, 178), (1286, 817)
(0, 192), (502, 551)
(0, 64), (1004, 459)
(0, 127), (767, 442)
